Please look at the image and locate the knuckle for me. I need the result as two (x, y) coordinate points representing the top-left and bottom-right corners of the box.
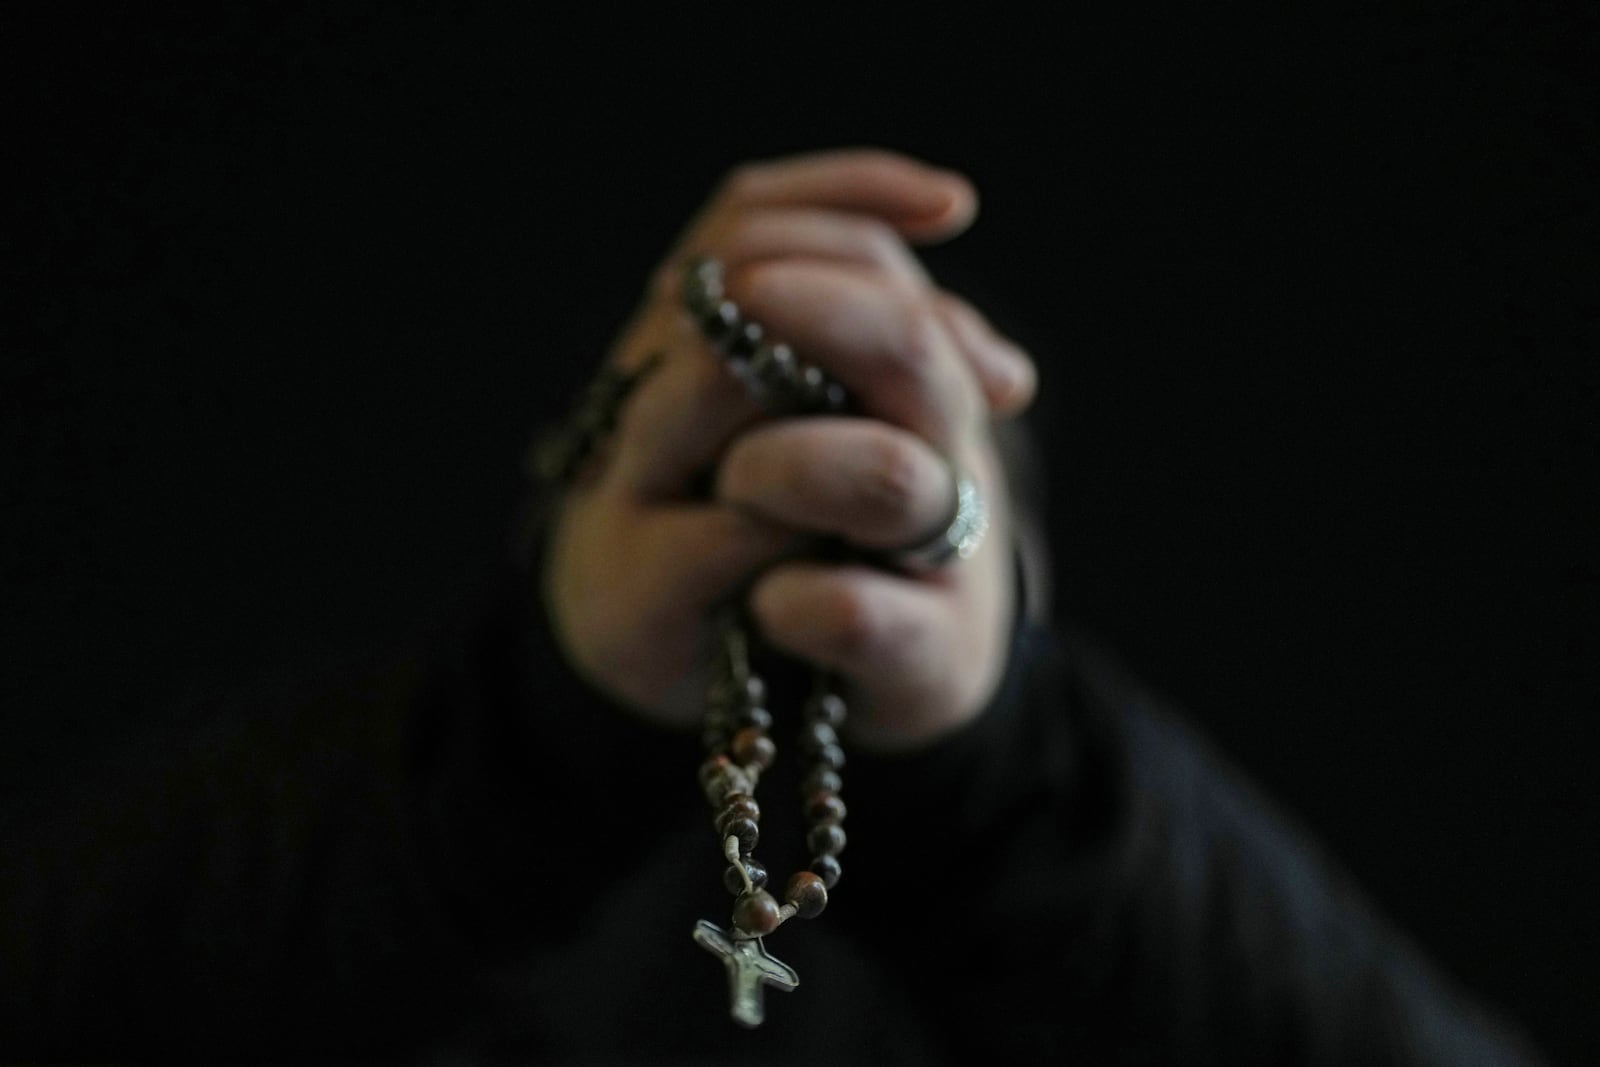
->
(854, 436), (924, 529)
(883, 292), (943, 379)
(731, 259), (778, 303)
(719, 162), (766, 204)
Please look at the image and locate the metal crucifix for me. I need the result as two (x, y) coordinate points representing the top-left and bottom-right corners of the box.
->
(692, 919), (799, 1027)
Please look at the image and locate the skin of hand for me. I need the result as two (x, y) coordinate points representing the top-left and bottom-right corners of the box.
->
(542, 148), (1038, 752)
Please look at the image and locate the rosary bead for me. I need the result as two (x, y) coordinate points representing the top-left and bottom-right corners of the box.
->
(807, 823), (847, 858)
(701, 300), (741, 347)
(704, 766), (752, 807)
(733, 705), (773, 732)
(732, 889), (782, 936)
(722, 857), (769, 895)
(810, 854), (842, 889)
(805, 692), (848, 727)
(723, 817), (760, 855)
(716, 806), (762, 846)
(801, 766), (843, 796)
(720, 793), (761, 823)
(750, 342), (797, 392)
(804, 790), (847, 825)
(814, 742), (846, 772)
(784, 871), (829, 919)
(799, 721), (838, 755)
(698, 755), (732, 792)
(799, 365), (829, 410)
(731, 727), (777, 770)
(727, 321), (764, 363)
(742, 675), (767, 705)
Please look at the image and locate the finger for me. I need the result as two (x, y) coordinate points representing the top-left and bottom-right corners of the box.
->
(636, 503), (799, 613)
(611, 334), (762, 499)
(550, 494), (796, 632)
(546, 496), (797, 717)
(696, 206), (931, 285)
(693, 149), (978, 249)
(731, 260), (982, 451)
(716, 417), (954, 550)
(933, 292), (1038, 417)
(647, 206), (932, 314)
(749, 562), (1003, 746)
(698, 214), (1035, 419)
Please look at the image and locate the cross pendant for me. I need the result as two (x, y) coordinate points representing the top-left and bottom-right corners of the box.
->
(692, 919), (799, 1027)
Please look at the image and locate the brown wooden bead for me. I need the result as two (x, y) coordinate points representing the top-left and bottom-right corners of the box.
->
(814, 742), (846, 771)
(799, 721), (838, 755)
(731, 727), (776, 769)
(715, 804), (762, 840)
(720, 793), (761, 823)
(713, 808), (741, 838)
(811, 854), (842, 889)
(806, 692), (847, 727)
(704, 765), (753, 807)
(732, 889), (782, 935)
(807, 822), (847, 857)
(697, 755), (731, 792)
(801, 767), (843, 796)
(804, 790), (847, 825)
(784, 871), (828, 919)
(722, 817), (760, 855)
(722, 857), (769, 895)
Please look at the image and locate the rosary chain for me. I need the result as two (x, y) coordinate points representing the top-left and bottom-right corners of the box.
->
(698, 611), (847, 939)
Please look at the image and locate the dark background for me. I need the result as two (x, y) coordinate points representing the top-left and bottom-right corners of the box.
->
(4, 6), (1595, 1062)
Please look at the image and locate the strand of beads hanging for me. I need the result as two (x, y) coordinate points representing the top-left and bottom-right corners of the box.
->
(694, 613), (850, 1025)
(797, 673), (848, 901)
(681, 257), (848, 416)
(698, 614), (846, 936)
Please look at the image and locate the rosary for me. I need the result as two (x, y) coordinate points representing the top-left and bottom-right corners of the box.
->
(537, 256), (984, 1028)
(679, 255), (852, 1028)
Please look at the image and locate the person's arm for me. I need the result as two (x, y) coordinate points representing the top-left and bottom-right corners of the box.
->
(532, 147), (1546, 1062)
(842, 620), (1547, 1064)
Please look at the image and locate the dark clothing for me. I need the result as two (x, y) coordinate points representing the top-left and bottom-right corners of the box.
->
(0, 580), (1544, 1063)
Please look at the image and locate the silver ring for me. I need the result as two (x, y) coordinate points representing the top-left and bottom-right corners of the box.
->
(890, 467), (989, 572)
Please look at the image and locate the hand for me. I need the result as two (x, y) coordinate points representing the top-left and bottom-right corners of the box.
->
(542, 149), (1036, 750)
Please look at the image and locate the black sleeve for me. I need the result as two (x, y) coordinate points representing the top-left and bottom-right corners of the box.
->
(842, 621), (1548, 1064)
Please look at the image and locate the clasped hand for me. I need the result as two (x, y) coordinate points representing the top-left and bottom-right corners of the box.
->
(543, 149), (1037, 751)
